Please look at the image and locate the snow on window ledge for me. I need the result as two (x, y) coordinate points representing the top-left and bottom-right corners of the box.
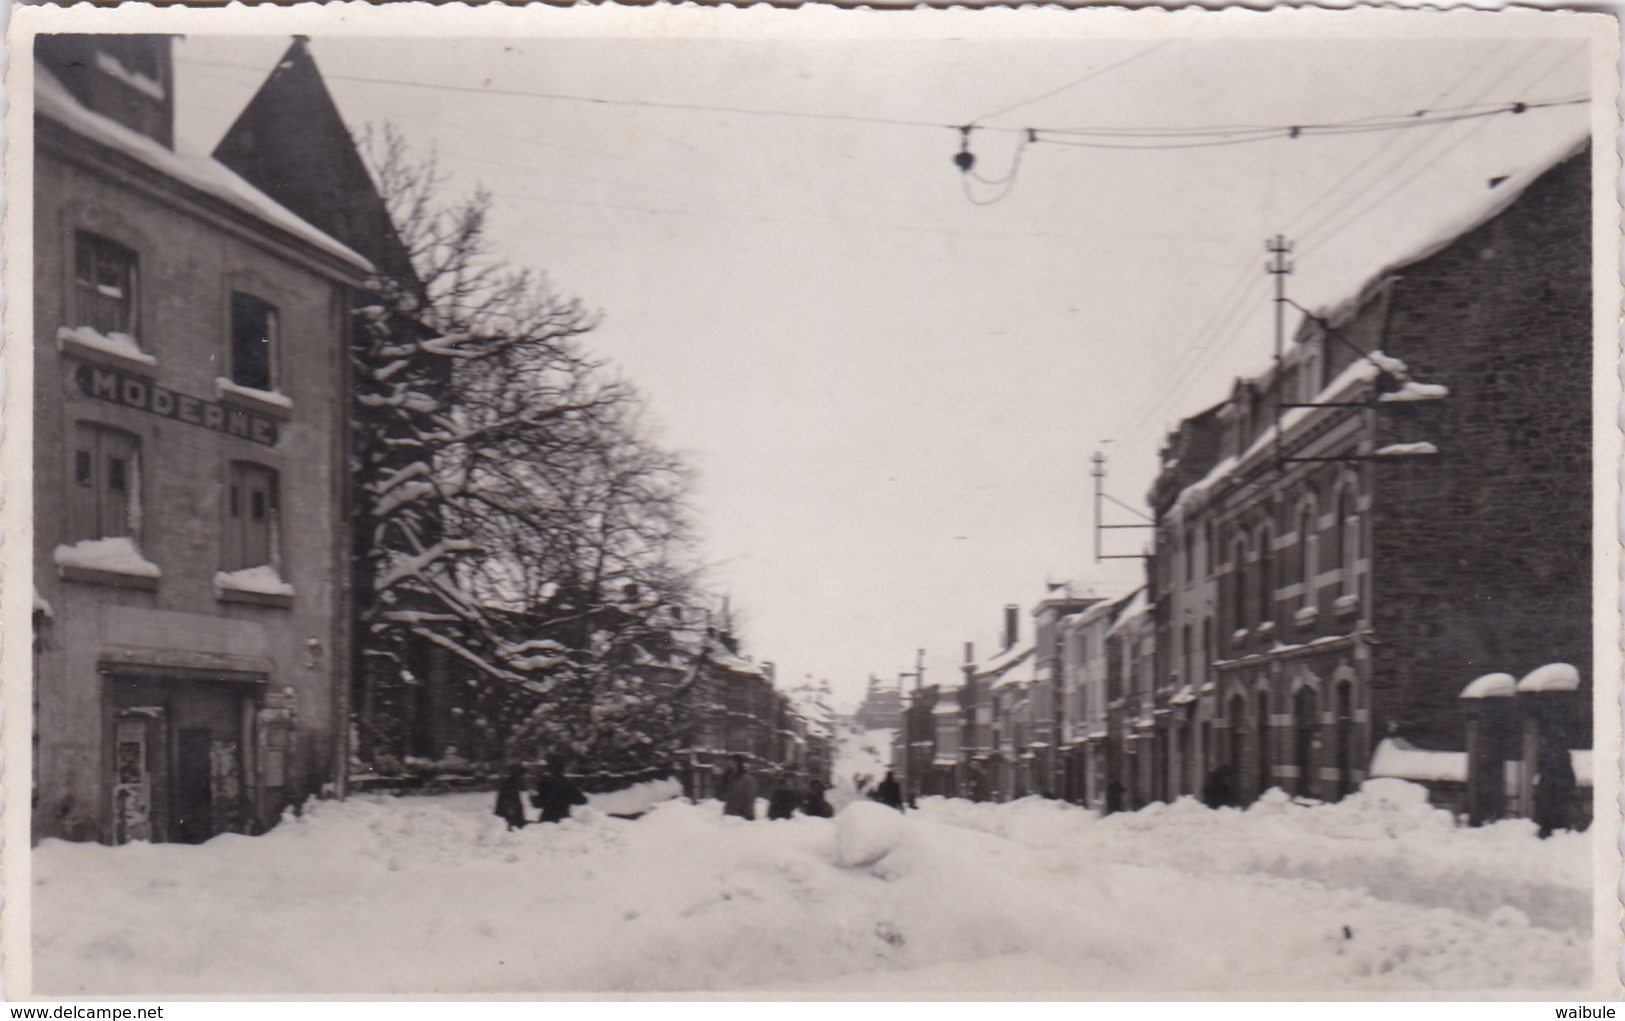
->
(57, 325), (157, 371)
(1293, 605), (1319, 626)
(215, 565), (295, 608)
(1333, 593), (1359, 615)
(215, 377), (293, 418)
(55, 537), (160, 590)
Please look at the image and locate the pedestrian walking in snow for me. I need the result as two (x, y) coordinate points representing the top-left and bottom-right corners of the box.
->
(1202, 765), (1236, 809)
(494, 764), (529, 830)
(802, 780), (834, 818)
(1106, 779), (1125, 815)
(875, 770), (904, 812)
(531, 756), (588, 824)
(767, 773), (800, 820)
(720, 755), (757, 820)
(1533, 745), (1577, 838)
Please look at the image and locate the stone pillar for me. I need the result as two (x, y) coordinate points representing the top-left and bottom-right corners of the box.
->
(1458, 672), (1515, 826)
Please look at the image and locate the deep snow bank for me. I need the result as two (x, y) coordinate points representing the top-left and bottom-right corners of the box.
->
(32, 781), (1593, 996)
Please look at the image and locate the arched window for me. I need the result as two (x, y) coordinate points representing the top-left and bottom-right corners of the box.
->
(1256, 525), (1274, 627)
(1231, 534), (1250, 631)
(1298, 500), (1317, 609)
(1338, 488), (1360, 595)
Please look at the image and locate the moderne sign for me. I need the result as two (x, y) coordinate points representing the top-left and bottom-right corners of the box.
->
(76, 365), (280, 447)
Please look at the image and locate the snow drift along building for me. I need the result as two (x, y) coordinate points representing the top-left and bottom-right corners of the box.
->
(32, 35), (371, 844)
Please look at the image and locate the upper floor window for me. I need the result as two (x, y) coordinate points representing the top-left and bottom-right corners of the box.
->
(1298, 501), (1317, 607)
(230, 292), (279, 392)
(1256, 525), (1274, 625)
(1338, 490), (1360, 595)
(224, 461), (280, 570)
(74, 233), (138, 337)
(70, 422), (140, 543)
(1183, 527), (1194, 584)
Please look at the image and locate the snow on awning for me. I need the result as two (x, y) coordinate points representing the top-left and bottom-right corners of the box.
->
(1170, 685), (1196, 706)
(1459, 672), (1516, 699)
(1517, 663), (1581, 693)
(1369, 737), (1466, 784)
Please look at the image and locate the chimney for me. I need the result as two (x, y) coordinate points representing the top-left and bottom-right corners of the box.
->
(964, 641), (975, 665)
(1003, 604), (1019, 650)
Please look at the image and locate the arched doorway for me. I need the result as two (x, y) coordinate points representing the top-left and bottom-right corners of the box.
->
(1255, 691), (1272, 797)
(1335, 680), (1354, 798)
(1227, 693), (1246, 801)
(1294, 686), (1317, 798)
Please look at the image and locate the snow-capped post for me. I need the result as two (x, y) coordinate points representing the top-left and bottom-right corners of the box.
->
(1458, 672), (1516, 825)
(1512, 664), (1585, 835)
(349, 126), (705, 779)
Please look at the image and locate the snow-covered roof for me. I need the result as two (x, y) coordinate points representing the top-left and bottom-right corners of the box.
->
(36, 68), (372, 275)
(1323, 130), (1590, 326)
(1368, 737), (1466, 784)
(974, 643), (1032, 679)
(1106, 590), (1150, 638)
(1517, 662), (1581, 693)
(1458, 672), (1516, 700)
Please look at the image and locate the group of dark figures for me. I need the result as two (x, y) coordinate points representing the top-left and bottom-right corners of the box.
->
(717, 755), (835, 821)
(493, 757), (588, 830)
(493, 753), (837, 829)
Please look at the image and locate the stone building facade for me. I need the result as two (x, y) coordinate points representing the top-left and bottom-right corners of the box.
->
(32, 35), (371, 843)
(1132, 133), (1592, 811)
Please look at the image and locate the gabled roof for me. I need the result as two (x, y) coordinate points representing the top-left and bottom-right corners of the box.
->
(36, 67), (371, 275)
(213, 38), (419, 292)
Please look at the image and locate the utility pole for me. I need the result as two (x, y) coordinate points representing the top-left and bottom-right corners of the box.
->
(1091, 450), (1155, 561)
(1267, 235), (1294, 470)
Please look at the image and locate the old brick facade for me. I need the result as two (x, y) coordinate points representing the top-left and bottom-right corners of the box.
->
(32, 35), (370, 843)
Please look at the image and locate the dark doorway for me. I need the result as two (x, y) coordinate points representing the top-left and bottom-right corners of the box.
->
(174, 728), (214, 844)
(1335, 681), (1354, 798)
(1294, 687), (1317, 798)
(1228, 694), (1246, 799)
(1255, 692), (1271, 797)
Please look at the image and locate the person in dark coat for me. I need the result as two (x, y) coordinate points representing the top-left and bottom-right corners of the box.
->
(720, 755), (757, 820)
(802, 780), (834, 818)
(1105, 779), (1126, 815)
(494, 764), (529, 830)
(1533, 746), (1577, 839)
(1202, 765), (1236, 810)
(531, 756), (588, 824)
(875, 770), (905, 811)
(766, 773), (800, 820)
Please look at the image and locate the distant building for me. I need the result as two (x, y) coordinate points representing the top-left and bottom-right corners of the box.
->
(32, 35), (371, 843)
(852, 673), (903, 732)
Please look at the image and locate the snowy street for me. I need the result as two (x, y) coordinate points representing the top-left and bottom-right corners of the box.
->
(33, 775), (1592, 996)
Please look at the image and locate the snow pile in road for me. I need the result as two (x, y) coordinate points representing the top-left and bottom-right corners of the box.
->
(830, 726), (893, 809)
(32, 780), (1595, 997)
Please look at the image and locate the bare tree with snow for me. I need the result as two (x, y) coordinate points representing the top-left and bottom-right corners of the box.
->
(351, 126), (704, 775)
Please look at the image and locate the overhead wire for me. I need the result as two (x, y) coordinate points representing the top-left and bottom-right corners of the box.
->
(970, 39), (1180, 126)
(1104, 41), (1589, 452)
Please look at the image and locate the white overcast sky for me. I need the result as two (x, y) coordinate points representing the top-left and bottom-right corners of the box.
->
(163, 10), (1598, 711)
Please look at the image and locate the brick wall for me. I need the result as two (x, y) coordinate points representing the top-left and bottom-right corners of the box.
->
(1370, 147), (1592, 751)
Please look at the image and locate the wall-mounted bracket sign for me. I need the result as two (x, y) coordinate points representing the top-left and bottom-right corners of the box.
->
(76, 365), (280, 447)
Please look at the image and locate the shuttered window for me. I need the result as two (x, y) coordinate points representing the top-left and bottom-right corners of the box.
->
(69, 423), (140, 542)
(224, 461), (279, 570)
